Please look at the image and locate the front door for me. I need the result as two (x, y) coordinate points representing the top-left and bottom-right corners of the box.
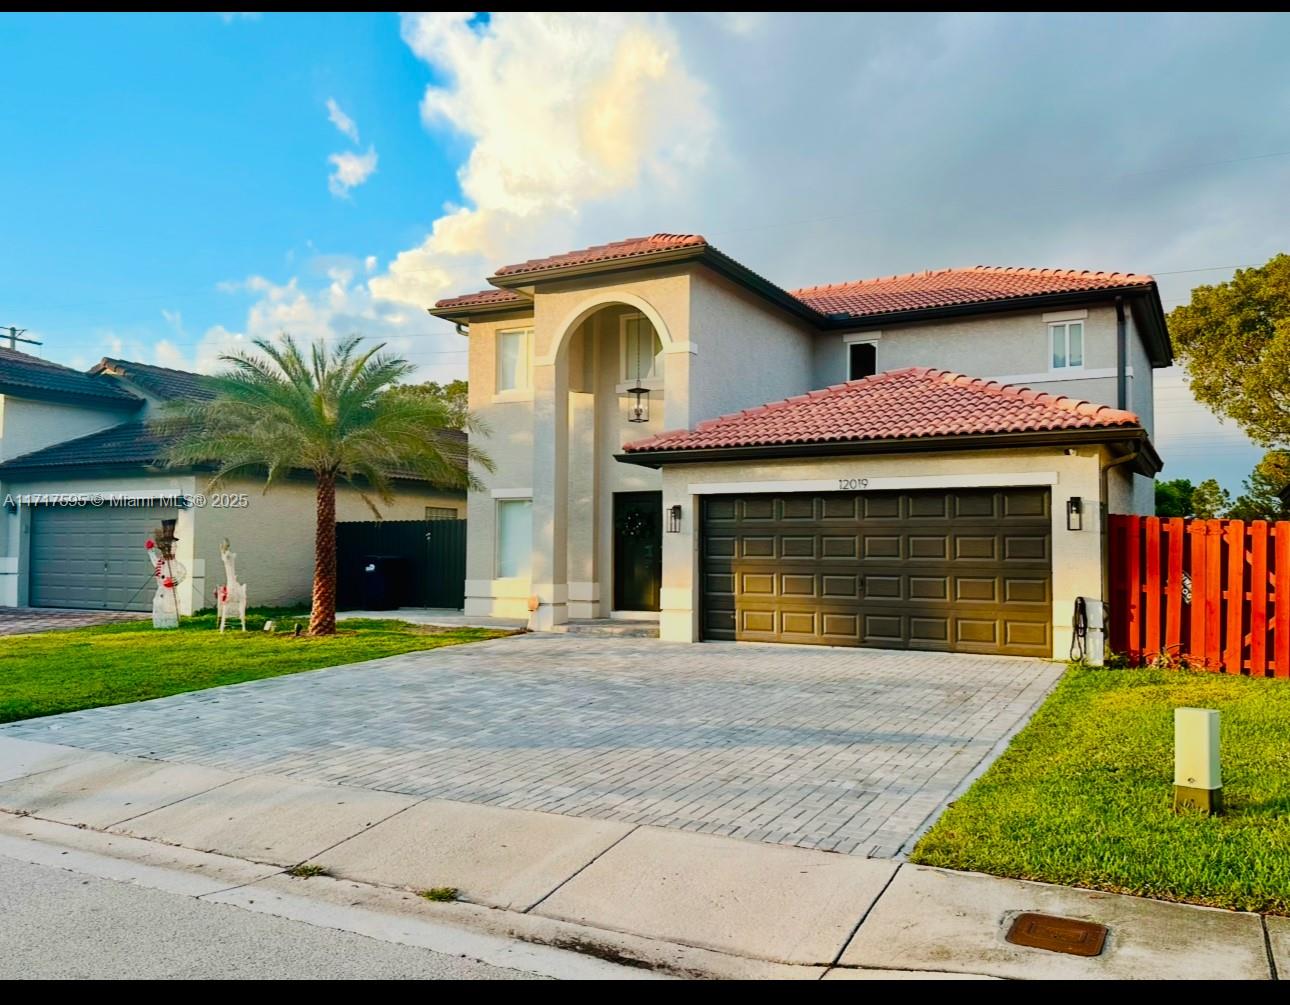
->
(613, 491), (662, 612)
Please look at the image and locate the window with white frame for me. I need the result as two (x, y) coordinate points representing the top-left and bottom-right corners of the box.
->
(496, 327), (532, 393)
(495, 498), (532, 580)
(1049, 320), (1084, 371)
(620, 314), (662, 382)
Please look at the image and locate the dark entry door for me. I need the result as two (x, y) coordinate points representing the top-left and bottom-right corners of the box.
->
(614, 491), (662, 611)
(700, 488), (1052, 656)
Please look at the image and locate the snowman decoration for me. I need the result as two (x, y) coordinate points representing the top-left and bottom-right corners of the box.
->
(144, 519), (187, 629)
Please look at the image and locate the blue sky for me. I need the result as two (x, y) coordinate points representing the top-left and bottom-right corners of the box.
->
(4, 12), (1290, 492)
(2, 13), (469, 372)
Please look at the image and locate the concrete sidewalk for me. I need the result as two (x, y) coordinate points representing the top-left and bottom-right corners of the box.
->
(0, 735), (1282, 980)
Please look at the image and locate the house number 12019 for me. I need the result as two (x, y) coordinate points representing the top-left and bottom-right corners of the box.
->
(838, 478), (869, 490)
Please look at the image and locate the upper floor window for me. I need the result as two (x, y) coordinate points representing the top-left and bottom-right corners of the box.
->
(1050, 321), (1084, 371)
(848, 342), (877, 381)
(496, 327), (532, 393)
(620, 314), (662, 382)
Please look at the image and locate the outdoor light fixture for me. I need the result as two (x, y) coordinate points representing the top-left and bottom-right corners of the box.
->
(624, 321), (651, 423)
(3, 498), (15, 515)
(667, 504), (682, 533)
(1066, 496), (1083, 532)
(626, 382), (650, 423)
(1174, 707), (1222, 814)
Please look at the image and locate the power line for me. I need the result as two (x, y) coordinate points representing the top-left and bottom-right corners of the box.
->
(2, 325), (41, 350)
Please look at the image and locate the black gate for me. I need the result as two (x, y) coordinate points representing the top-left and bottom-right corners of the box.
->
(336, 519), (467, 610)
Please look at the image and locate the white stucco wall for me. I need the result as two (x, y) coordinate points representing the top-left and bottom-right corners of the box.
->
(813, 305), (1151, 415)
(813, 304), (1160, 516)
(0, 395), (131, 464)
(462, 265), (818, 619)
(0, 469), (462, 611)
(0, 397), (136, 556)
(462, 310), (537, 617)
(687, 269), (815, 424)
(654, 444), (1125, 659)
(196, 475), (464, 609)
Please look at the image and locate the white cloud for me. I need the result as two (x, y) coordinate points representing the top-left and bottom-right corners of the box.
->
(370, 12), (712, 306)
(327, 147), (378, 198)
(325, 97), (360, 143)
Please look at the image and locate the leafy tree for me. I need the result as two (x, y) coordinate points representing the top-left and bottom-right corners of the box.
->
(1227, 450), (1290, 522)
(391, 379), (469, 429)
(1170, 253), (1290, 446)
(1154, 478), (1196, 518)
(1190, 478), (1231, 520)
(158, 336), (490, 636)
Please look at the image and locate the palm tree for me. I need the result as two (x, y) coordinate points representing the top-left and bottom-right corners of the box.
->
(158, 335), (489, 635)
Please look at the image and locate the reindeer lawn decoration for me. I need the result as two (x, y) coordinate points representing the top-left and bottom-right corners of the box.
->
(215, 538), (248, 632)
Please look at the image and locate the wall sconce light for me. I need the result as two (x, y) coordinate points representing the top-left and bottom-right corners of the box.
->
(1066, 496), (1083, 532)
(3, 498), (16, 515)
(626, 382), (650, 423)
(667, 504), (682, 534)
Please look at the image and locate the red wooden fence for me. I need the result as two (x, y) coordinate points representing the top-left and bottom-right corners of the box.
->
(1109, 515), (1290, 675)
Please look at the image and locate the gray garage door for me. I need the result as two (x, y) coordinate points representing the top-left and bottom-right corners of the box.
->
(29, 504), (176, 611)
(700, 488), (1052, 657)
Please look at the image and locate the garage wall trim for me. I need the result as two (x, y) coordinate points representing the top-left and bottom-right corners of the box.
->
(687, 471), (1059, 496)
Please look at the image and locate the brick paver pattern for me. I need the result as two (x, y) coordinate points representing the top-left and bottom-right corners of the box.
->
(0, 608), (147, 636)
(1, 634), (1061, 857)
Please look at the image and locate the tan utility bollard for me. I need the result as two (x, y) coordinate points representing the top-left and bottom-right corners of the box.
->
(1173, 707), (1222, 814)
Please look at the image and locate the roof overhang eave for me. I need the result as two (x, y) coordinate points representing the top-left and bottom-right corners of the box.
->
(617, 426), (1162, 477)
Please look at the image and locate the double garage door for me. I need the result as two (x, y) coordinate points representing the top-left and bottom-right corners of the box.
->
(701, 488), (1052, 657)
(29, 504), (176, 611)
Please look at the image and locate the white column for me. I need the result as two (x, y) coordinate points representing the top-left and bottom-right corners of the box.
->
(529, 357), (569, 629)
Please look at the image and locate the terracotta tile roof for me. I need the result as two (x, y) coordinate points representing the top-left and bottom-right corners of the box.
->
(434, 288), (527, 310)
(791, 266), (1154, 319)
(492, 233), (707, 279)
(622, 367), (1142, 454)
(0, 346), (142, 406)
(90, 357), (218, 401)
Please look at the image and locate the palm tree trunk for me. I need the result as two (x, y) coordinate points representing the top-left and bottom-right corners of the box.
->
(309, 469), (338, 636)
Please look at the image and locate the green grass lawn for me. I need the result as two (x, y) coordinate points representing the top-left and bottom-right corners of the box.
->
(911, 666), (1290, 915)
(0, 608), (511, 724)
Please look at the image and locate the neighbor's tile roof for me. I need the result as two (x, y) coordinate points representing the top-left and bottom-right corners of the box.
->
(791, 266), (1154, 319)
(0, 420), (471, 483)
(0, 347), (142, 406)
(622, 367), (1142, 454)
(0, 421), (172, 473)
(90, 357), (218, 401)
(434, 288), (528, 310)
(491, 233), (708, 279)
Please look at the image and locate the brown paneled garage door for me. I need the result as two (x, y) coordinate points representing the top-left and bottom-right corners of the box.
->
(700, 488), (1052, 656)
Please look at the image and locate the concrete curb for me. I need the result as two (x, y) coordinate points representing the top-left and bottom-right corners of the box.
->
(0, 734), (1283, 981)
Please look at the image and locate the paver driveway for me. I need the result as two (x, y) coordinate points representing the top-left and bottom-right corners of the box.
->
(0, 607), (146, 636)
(1, 633), (1061, 857)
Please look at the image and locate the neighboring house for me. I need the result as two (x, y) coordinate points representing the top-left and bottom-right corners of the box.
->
(0, 353), (466, 613)
(431, 233), (1169, 659)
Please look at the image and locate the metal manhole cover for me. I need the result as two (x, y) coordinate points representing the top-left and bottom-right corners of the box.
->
(1005, 912), (1107, 957)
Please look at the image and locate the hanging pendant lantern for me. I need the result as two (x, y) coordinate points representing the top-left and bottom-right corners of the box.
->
(626, 382), (650, 423)
(625, 320), (650, 422)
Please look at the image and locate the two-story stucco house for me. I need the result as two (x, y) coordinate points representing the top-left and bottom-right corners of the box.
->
(432, 233), (1168, 660)
(0, 350), (466, 613)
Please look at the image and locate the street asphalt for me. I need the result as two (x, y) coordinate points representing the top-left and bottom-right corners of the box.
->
(0, 854), (543, 981)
